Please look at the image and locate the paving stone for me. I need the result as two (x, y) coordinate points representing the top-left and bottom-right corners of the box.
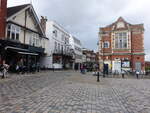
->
(0, 71), (150, 113)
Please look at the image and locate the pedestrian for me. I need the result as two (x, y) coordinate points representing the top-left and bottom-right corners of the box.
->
(80, 64), (83, 74)
(16, 64), (19, 74)
(18, 58), (24, 74)
(121, 70), (125, 78)
(1, 60), (9, 78)
(136, 70), (140, 79)
(52, 64), (55, 72)
(37, 62), (40, 72)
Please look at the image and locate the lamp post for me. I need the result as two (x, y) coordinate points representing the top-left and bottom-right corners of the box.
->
(97, 41), (100, 82)
(99, 31), (105, 78)
(102, 33), (105, 78)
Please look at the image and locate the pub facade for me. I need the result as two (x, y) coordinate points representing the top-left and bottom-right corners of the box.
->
(0, 1), (48, 72)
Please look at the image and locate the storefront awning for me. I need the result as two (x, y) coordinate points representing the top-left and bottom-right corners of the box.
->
(18, 52), (38, 56)
(5, 46), (38, 56)
(5, 46), (29, 52)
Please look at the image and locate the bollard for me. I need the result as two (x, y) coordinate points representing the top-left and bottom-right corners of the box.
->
(122, 73), (124, 78)
(136, 74), (139, 79)
(97, 71), (100, 82)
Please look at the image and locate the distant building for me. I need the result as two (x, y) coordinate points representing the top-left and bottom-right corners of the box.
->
(70, 35), (82, 70)
(40, 21), (74, 69)
(0, 3), (48, 71)
(82, 48), (98, 71)
(99, 17), (145, 73)
(145, 61), (150, 70)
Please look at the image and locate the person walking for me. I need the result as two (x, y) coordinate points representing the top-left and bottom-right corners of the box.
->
(1, 60), (9, 78)
(52, 64), (55, 72)
(121, 70), (125, 78)
(37, 62), (40, 72)
(136, 70), (140, 79)
(80, 64), (83, 74)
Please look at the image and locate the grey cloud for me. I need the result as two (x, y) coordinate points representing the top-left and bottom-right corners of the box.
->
(8, 0), (150, 59)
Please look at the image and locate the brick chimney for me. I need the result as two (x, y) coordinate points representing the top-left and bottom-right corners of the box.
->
(0, 0), (7, 39)
(40, 16), (47, 34)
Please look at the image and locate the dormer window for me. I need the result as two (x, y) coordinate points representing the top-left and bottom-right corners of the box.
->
(117, 22), (125, 28)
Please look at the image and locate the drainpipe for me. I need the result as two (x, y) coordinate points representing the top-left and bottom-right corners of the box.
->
(24, 9), (28, 71)
(131, 30), (133, 73)
(24, 9), (27, 44)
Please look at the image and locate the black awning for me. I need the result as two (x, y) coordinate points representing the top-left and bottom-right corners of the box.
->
(28, 46), (44, 53)
(18, 52), (38, 56)
(0, 39), (44, 55)
(5, 46), (39, 55)
(5, 46), (29, 52)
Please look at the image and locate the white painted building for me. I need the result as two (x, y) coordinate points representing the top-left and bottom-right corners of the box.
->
(70, 35), (82, 70)
(40, 21), (74, 69)
(0, 4), (49, 71)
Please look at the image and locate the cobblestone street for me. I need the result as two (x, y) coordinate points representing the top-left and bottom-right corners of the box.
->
(0, 71), (150, 113)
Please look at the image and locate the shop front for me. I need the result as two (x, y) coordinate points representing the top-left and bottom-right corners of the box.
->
(0, 39), (44, 72)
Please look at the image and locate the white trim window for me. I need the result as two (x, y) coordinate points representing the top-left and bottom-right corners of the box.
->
(103, 41), (109, 48)
(54, 41), (57, 52)
(58, 43), (60, 52)
(7, 24), (20, 40)
(53, 30), (57, 37)
(61, 34), (65, 41)
(115, 32), (127, 49)
(29, 33), (39, 47)
(61, 45), (63, 52)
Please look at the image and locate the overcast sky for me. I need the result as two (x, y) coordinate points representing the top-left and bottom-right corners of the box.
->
(8, 0), (150, 60)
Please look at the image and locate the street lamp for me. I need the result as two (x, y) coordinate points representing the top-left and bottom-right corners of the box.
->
(98, 31), (105, 78)
(101, 32), (105, 78)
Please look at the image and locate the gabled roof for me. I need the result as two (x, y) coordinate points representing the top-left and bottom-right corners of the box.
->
(100, 17), (144, 31)
(7, 4), (48, 38)
(7, 4), (30, 18)
(105, 17), (130, 28)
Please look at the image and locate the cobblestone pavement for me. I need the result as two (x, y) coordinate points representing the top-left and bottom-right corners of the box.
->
(0, 71), (150, 113)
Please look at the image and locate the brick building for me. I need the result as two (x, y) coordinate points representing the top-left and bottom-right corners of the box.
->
(99, 17), (145, 74)
(82, 48), (98, 71)
(0, 0), (7, 39)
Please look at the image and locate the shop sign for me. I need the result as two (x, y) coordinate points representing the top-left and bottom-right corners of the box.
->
(122, 61), (130, 68)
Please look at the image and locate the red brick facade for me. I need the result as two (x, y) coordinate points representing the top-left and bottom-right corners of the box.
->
(99, 17), (145, 73)
(0, 0), (7, 39)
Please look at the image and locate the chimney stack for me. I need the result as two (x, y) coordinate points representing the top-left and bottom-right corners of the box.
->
(0, 0), (7, 39)
(40, 16), (47, 34)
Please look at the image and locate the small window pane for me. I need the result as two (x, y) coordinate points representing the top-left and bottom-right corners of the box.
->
(7, 31), (11, 39)
(16, 33), (19, 40)
(8, 25), (11, 30)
